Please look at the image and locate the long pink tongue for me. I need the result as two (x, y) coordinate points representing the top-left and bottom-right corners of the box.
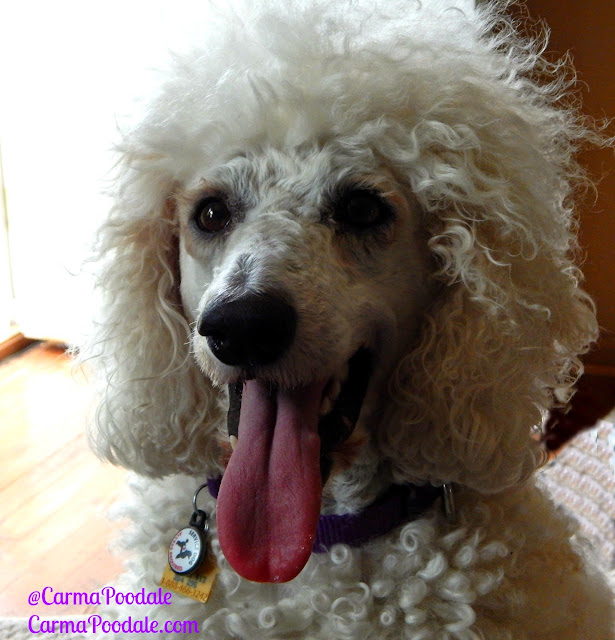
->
(217, 379), (324, 583)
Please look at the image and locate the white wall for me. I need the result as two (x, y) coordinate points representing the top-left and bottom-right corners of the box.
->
(0, 150), (13, 341)
(0, 1), (203, 344)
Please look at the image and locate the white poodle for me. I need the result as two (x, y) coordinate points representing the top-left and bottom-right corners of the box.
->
(86, 0), (614, 637)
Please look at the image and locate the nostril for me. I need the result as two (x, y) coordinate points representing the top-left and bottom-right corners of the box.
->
(196, 320), (224, 342)
(197, 292), (297, 367)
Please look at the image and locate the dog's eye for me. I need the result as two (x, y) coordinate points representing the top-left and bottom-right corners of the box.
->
(193, 198), (232, 233)
(335, 190), (392, 229)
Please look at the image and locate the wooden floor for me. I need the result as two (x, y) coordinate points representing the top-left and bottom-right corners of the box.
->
(0, 343), (126, 616)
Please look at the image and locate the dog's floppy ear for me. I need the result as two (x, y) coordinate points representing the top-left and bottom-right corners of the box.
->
(84, 149), (222, 478)
(380, 81), (599, 494)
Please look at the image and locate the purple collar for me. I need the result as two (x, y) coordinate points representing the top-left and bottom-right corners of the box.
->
(206, 477), (441, 552)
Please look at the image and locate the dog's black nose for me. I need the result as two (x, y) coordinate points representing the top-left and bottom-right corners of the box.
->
(197, 292), (297, 367)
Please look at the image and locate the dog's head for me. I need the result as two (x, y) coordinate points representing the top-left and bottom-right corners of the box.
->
(87, 1), (598, 583)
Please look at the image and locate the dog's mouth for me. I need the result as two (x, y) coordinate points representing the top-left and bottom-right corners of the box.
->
(216, 348), (372, 583)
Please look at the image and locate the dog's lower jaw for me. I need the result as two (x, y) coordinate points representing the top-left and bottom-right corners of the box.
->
(321, 433), (392, 516)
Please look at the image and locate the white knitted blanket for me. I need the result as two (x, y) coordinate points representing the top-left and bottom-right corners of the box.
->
(539, 420), (615, 569)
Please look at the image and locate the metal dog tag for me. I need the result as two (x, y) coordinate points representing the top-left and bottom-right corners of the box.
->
(168, 484), (210, 575)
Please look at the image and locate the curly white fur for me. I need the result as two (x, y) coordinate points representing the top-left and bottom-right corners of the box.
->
(83, 0), (614, 637)
(101, 475), (613, 639)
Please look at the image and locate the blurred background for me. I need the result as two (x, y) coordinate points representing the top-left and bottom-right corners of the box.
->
(0, 0), (613, 620)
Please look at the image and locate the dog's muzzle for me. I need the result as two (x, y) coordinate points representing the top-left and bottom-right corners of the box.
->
(197, 289), (375, 584)
(198, 291), (296, 367)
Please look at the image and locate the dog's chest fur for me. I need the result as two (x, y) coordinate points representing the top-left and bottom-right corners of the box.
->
(106, 474), (612, 640)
